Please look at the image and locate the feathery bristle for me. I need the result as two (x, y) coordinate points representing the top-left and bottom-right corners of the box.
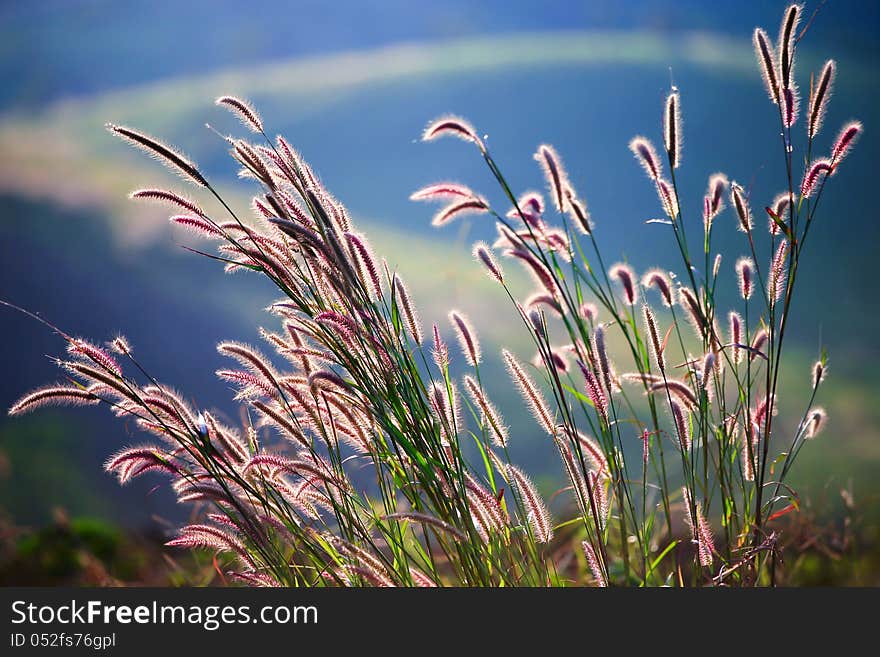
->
(800, 158), (833, 198)
(804, 407), (827, 438)
(582, 541), (607, 587)
(830, 121), (862, 163)
(767, 241), (789, 307)
(216, 96), (264, 133)
(736, 257), (755, 301)
(643, 304), (665, 373)
(107, 124), (207, 187)
(729, 311), (744, 365)
(503, 349), (555, 435)
(730, 182), (752, 232)
(422, 115), (484, 148)
(9, 385), (99, 416)
(808, 60), (836, 139)
(534, 144), (570, 213)
(753, 28), (781, 105)
(609, 263), (638, 306)
(664, 91), (682, 169)
(670, 400), (691, 451)
(641, 269), (673, 307)
(506, 464), (553, 543)
(812, 360), (826, 388)
(472, 241), (504, 283)
(629, 136), (662, 180)
(464, 375), (509, 447)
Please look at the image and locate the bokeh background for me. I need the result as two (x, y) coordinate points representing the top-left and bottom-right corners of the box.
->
(0, 0), (877, 583)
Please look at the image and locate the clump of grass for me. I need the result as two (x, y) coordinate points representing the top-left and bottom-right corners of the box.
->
(8, 4), (862, 586)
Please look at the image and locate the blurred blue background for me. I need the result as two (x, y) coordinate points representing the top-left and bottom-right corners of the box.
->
(0, 0), (877, 531)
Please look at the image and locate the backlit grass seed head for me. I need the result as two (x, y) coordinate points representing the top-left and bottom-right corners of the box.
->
(564, 185), (593, 235)
(410, 182), (476, 202)
(525, 292), (562, 316)
(394, 276), (423, 344)
(778, 4), (802, 91)
(171, 215), (224, 239)
(729, 311), (744, 364)
(642, 269), (673, 306)
(730, 182), (752, 232)
(464, 375), (509, 447)
(592, 325), (613, 394)
(422, 115), (484, 149)
(609, 263), (638, 305)
(215, 96), (264, 134)
(449, 310), (481, 367)
(769, 192), (791, 234)
(713, 253), (722, 278)
(130, 188), (205, 217)
(68, 339), (123, 377)
(472, 241), (504, 283)
(9, 386), (99, 416)
(506, 464), (553, 543)
(107, 124), (207, 187)
(671, 399), (691, 451)
(812, 360), (826, 388)
(432, 324), (449, 371)
(582, 541), (607, 587)
(109, 335), (132, 356)
(704, 173), (729, 228)
(767, 241), (789, 307)
(678, 287), (707, 338)
(805, 407), (827, 438)
(750, 328), (769, 361)
(503, 349), (555, 435)
(831, 121), (862, 163)
(808, 60), (836, 139)
(783, 85), (800, 128)
(432, 197), (489, 227)
(579, 302), (599, 324)
(801, 158), (833, 198)
(656, 178), (679, 218)
(578, 361), (609, 427)
(629, 136), (662, 180)
(753, 28), (781, 105)
(682, 488), (714, 567)
(664, 90), (682, 168)
(736, 257), (755, 300)
(643, 304), (666, 372)
(534, 144), (570, 212)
